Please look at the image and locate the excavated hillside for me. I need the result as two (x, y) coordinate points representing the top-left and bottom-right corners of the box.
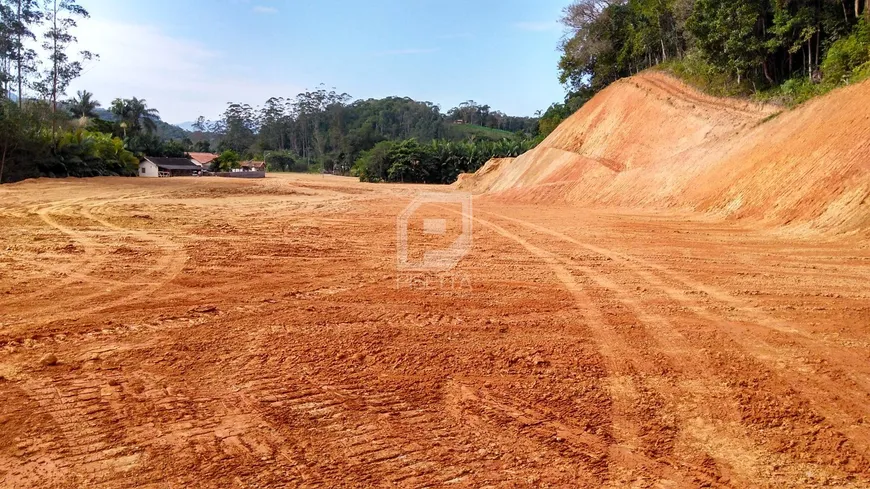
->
(458, 72), (870, 234)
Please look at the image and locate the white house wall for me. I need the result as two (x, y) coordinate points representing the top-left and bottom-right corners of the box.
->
(139, 160), (159, 178)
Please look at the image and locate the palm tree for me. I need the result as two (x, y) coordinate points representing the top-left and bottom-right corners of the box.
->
(67, 90), (101, 118)
(110, 97), (160, 136)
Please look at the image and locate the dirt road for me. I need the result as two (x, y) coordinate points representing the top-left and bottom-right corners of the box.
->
(1, 175), (869, 488)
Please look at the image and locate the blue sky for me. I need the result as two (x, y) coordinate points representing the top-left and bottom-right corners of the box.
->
(67, 0), (569, 124)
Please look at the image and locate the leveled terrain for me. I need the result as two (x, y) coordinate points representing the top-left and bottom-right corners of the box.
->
(457, 72), (870, 235)
(1, 175), (869, 487)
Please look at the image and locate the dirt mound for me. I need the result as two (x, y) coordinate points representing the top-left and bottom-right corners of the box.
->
(461, 72), (870, 234)
(455, 157), (515, 193)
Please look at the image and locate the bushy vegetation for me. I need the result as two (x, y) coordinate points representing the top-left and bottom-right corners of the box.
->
(50, 128), (139, 177)
(822, 20), (870, 84)
(351, 138), (536, 184)
(0, 98), (144, 182)
(212, 150), (241, 172)
(535, 89), (594, 139)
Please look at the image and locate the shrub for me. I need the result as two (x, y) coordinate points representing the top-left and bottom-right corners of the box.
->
(658, 49), (753, 97)
(821, 20), (870, 86)
(214, 150), (241, 172)
(778, 77), (822, 105)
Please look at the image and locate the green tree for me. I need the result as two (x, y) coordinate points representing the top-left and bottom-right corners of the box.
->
(66, 89), (99, 118)
(264, 150), (302, 172)
(193, 139), (211, 152)
(110, 97), (160, 135)
(214, 103), (257, 153)
(53, 128), (138, 176)
(161, 139), (186, 158)
(36, 0), (94, 119)
(0, 100), (24, 181)
(214, 149), (240, 172)
(688, 0), (767, 83)
(0, 98), (53, 182)
(0, 0), (42, 105)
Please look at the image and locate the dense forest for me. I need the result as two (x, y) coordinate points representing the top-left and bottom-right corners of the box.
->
(548, 0), (870, 114)
(197, 88), (539, 182)
(2, 0), (869, 184)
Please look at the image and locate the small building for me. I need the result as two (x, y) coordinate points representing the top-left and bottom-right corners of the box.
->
(239, 160), (266, 172)
(189, 152), (220, 171)
(139, 157), (203, 177)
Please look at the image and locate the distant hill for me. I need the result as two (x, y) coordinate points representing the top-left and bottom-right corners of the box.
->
(93, 108), (190, 141)
(176, 121), (198, 132)
(176, 120), (217, 132)
(92, 107), (118, 122)
(154, 121), (189, 141)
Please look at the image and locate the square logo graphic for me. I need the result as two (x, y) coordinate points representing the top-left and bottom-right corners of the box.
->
(397, 193), (473, 272)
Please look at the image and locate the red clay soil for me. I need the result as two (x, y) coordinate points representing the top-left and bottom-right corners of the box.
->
(457, 72), (870, 236)
(1, 173), (869, 487)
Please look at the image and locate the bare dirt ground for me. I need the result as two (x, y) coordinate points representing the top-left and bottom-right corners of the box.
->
(1, 174), (869, 488)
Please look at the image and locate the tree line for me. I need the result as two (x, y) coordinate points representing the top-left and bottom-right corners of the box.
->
(198, 87), (541, 182)
(557, 0), (870, 100)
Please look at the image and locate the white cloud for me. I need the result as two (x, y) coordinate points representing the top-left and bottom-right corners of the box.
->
(513, 21), (561, 32)
(66, 17), (302, 123)
(253, 6), (278, 14)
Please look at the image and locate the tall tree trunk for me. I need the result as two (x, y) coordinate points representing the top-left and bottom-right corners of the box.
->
(16, 0), (23, 107)
(763, 59), (775, 84)
(857, 0), (860, 18)
(51, 0), (58, 137)
(815, 30), (820, 69)
(0, 146), (7, 184)
(51, 0), (58, 109)
(808, 39), (812, 71)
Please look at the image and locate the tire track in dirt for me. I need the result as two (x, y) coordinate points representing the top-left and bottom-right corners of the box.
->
(634, 74), (772, 120)
(559, 262), (786, 485)
(0, 193), (151, 310)
(2, 195), (188, 327)
(482, 209), (870, 478)
(216, 328), (607, 486)
(468, 212), (726, 487)
(0, 382), (69, 487)
(441, 379), (609, 484)
(73, 202), (188, 314)
(232, 370), (487, 486)
(484, 213), (867, 485)
(0, 198), (110, 309)
(12, 374), (281, 488)
(14, 374), (144, 487)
